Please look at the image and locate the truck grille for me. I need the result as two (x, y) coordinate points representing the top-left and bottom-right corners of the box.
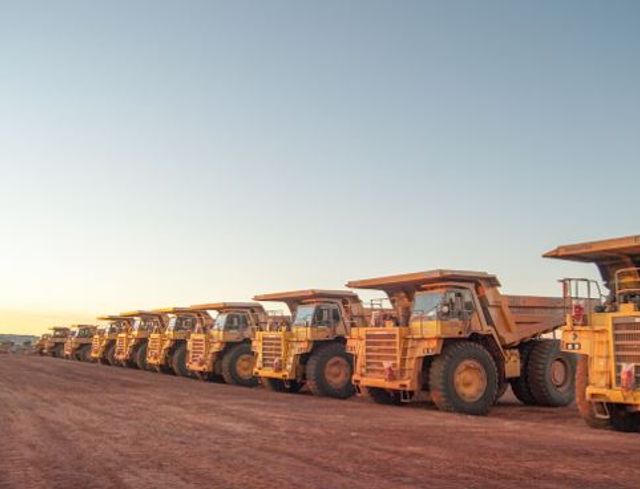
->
(91, 336), (101, 356)
(613, 318), (640, 387)
(115, 336), (127, 358)
(261, 334), (283, 368)
(364, 329), (398, 377)
(147, 335), (162, 359)
(188, 336), (207, 365)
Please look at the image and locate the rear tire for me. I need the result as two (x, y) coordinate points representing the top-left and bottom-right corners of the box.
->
(575, 355), (611, 430)
(429, 341), (498, 416)
(261, 377), (302, 393)
(510, 340), (538, 406)
(134, 343), (148, 371)
(305, 343), (354, 399)
(527, 340), (575, 407)
(365, 387), (402, 405)
(221, 343), (258, 387)
(106, 343), (117, 366)
(171, 343), (190, 377)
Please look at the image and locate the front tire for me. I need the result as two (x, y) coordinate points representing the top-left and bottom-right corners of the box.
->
(171, 343), (190, 377)
(134, 343), (148, 370)
(305, 342), (354, 399)
(610, 404), (640, 433)
(429, 341), (498, 416)
(221, 343), (258, 387)
(574, 355), (611, 429)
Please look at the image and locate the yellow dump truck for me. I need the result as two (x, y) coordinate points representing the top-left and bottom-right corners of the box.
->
(91, 315), (132, 365)
(63, 325), (97, 361)
(346, 270), (574, 415)
(43, 327), (71, 358)
(35, 334), (50, 355)
(186, 303), (265, 386)
(114, 311), (167, 370)
(252, 290), (369, 398)
(544, 234), (640, 432)
(147, 307), (212, 376)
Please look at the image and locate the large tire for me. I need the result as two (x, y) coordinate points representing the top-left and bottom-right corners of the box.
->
(261, 377), (302, 393)
(305, 342), (355, 399)
(52, 344), (64, 358)
(77, 345), (91, 362)
(510, 340), (538, 406)
(365, 387), (402, 405)
(429, 341), (498, 416)
(106, 343), (117, 366)
(134, 343), (148, 371)
(527, 340), (575, 407)
(575, 355), (611, 430)
(221, 343), (258, 387)
(170, 343), (190, 377)
(610, 404), (640, 433)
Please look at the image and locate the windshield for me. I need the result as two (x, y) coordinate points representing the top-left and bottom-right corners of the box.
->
(132, 319), (144, 331)
(293, 305), (316, 327)
(213, 313), (228, 330)
(167, 315), (194, 332)
(411, 292), (444, 320)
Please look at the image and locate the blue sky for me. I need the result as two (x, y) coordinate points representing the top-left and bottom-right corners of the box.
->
(1, 1), (638, 333)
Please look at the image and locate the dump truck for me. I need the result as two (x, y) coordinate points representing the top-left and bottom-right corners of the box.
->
(147, 307), (212, 376)
(346, 269), (575, 415)
(186, 303), (265, 386)
(252, 290), (370, 398)
(63, 325), (98, 361)
(544, 234), (640, 432)
(43, 327), (71, 358)
(114, 311), (167, 370)
(34, 334), (50, 355)
(91, 315), (133, 365)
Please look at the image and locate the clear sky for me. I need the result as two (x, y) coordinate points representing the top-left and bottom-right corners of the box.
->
(1, 1), (638, 335)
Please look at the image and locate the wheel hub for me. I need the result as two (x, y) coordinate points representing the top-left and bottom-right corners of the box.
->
(324, 356), (350, 389)
(236, 353), (255, 379)
(453, 359), (487, 403)
(550, 358), (569, 389)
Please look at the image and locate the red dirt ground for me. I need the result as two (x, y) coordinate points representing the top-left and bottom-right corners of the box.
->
(1, 355), (639, 489)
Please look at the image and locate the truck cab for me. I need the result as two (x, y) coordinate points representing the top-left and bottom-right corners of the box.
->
(147, 307), (211, 376)
(115, 311), (167, 370)
(252, 290), (369, 398)
(347, 269), (573, 415)
(63, 325), (97, 361)
(545, 234), (640, 431)
(186, 302), (264, 386)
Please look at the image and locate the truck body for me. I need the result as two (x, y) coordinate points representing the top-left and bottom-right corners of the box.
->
(63, 325), (98, 361)
(252, 290), (369, 398)
(186, 302), (265, 386)
(35, 334), (50, 355)
(91, 316), (132, 365)
(347, 269), (573, 415)
(147, 307), (212, 376)
(43, 327), (71, 358)
(544, 234), (640, 431)
(114, 311), (167, 370)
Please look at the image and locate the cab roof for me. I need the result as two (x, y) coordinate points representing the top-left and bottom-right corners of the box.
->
(152, 307), (194, 314)
(49, 326), (70, 331)
(118, 310), (164, 318)
(346, 270), (500, 292)
(189, 302), (265, 312)
(253, 290), (358, 303)
(544, 235), (640, 288)
(543, 235), (640, 264)
(97, 315), (131, 321)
